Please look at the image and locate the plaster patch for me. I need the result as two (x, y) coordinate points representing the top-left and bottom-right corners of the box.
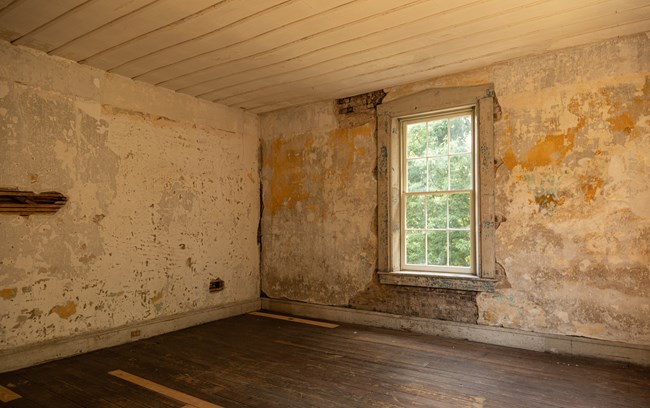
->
(629, 190), (650, 218)
(76, 100), (101, 119)
(265, 136), (312, 215)
(608, 112), (634, 135)
(50, 301), (76, 319)
(579, 176), (604, 203)
(533, 193), (565, 211)
(0, 288), (17, 300)
(504, 116), (582, 170)
(12, 255), (35, 272)
(607, 76), (649, 140)
(150, 290), (163, 304)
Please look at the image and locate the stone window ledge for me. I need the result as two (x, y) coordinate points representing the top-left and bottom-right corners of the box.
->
(378, 271), (496, 292)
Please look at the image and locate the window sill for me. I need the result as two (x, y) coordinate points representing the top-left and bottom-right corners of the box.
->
(378, 271), (496, 292)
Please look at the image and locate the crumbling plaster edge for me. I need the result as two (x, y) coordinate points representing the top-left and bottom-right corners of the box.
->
(0, 298), (261, 374)
(261, 298), (650, 366)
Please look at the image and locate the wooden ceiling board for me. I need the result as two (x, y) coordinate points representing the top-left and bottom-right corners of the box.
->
(204, 0), (606, 104)
(312, 2), (650, 98)
(234, 6), (650, 112)
(163, 0), (475, 94)
(188, 0), (543, 101)
(0, 0), (647, 112)
(85, 0), (283, 72)
(51, 0), (219, 61)
(12, 0), (157, 52)
(548, 17), (650, 51)
(127, 0), (353, 84)
(244, 20), (650, 113)
(0, 0), (85, 42)
(107, 0), (307, 78)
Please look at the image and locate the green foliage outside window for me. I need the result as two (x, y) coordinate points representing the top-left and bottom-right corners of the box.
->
(404, 114), (473, 269)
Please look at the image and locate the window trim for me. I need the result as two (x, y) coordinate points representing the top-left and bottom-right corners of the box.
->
(376, 85), (496, 291)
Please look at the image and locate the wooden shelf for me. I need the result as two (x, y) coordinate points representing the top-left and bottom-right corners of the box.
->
(0, 188), (67, 216)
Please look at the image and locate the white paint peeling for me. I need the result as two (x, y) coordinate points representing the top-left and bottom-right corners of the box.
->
(0, 41), (260, 350)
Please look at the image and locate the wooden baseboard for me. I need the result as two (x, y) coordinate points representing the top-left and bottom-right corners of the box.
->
(5, 297), (647, 373)
(261, 298), (650, 366)
(0, 298), (261, 373)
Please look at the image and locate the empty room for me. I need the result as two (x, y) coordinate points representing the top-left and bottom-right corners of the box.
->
(0, 0), (649, 406)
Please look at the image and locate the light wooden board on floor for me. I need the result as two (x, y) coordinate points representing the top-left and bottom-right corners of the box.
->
(249, 311), (339, 328)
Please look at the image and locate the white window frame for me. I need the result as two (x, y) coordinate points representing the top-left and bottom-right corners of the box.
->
(376, 85), (496, 291)
(399, 108), (478, 275)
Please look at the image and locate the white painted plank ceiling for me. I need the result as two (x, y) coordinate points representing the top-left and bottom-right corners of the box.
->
(1, 0), (648, 113)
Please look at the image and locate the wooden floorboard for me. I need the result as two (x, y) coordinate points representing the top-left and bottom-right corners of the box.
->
(1, 312), (649, 407)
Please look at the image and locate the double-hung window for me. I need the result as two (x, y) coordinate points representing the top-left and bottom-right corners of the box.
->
(401, 109), (476, 273)
(376, 85), (496, 291)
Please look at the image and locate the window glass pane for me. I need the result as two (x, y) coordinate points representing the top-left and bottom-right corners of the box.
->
(427, 119), (447, 156)
(405, 195), (425, 229)
(427, 157), (448, 191)
(449, 230), (471, 267)
(450, 115), (472, 154)
(427, 230), (447, 266)
(449, 193), (470, 229)
(449, 154), (471, 190)
(407, 159), (426, 192)
(426, 194), (446, 229)
(405, 231), (426, 265)
(401, 109), (476, 273)
(406, 123), (426, 158)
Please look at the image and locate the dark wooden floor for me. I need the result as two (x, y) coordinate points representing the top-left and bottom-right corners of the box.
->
(1, 312), (649, 407)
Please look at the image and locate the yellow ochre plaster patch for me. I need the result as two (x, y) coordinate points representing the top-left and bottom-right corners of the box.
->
(0, 287), (17, 300)
(50, 301), (77, 319)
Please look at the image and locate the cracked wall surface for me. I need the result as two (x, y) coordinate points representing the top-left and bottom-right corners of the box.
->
(261, 32), (650, 344)
(0, 41), (260, 350)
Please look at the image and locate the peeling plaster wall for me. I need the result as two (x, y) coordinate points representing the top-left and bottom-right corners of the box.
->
(0, 42), (260, 350)
(261, 102), (377, 306)
(261, 32), (650, 344)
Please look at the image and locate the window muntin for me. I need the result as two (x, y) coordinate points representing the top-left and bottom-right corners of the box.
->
(400, 109), (477, 274)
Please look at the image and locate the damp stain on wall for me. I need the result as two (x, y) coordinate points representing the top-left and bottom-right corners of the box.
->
(50, 301), (76, 319)
(265, 136), (312, 215)
(0, 288), (17, 300)
(261, 33), (650, 344)
(479, 40), (650, 343)
(502, 111), (583, 171)
(261, 101), (377, 306)
(580, 176), (604, 203)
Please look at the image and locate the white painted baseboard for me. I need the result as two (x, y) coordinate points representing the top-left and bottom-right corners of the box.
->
(0, 298), (261, 373)
(262, 298), (650, 366)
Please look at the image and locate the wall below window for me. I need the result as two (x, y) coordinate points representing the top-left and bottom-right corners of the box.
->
(0, 42), (260, 352)
(260, 32), (650, 345)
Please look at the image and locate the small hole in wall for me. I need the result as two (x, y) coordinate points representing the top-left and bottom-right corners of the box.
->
(209, 279), (224, 293)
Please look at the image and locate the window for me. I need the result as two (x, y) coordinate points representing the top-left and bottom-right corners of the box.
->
(376, 85), (496, 291)
(401, 109), (476, 274)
